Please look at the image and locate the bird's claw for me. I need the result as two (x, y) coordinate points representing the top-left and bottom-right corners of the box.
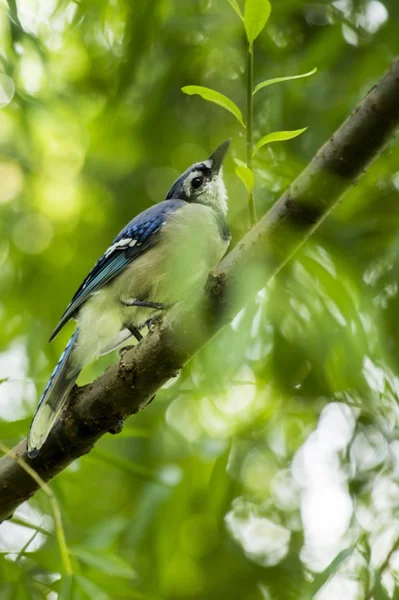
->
(119, 344), (135, 357)
(146, 314), (164, 333)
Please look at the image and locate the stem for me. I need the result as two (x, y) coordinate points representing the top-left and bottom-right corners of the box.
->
(0, 442), (72, 575)
(366, 532), (399, 599)
(247, 45), (256, 227)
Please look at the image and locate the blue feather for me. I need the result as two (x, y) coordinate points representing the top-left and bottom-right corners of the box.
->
(28, 329), (80, 457)
(49, 199), (185, 341)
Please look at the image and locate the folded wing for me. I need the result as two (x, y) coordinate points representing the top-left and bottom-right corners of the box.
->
(49, 199), (185, 341)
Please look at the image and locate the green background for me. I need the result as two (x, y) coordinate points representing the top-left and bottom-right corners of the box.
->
(1, 0), (399, 598)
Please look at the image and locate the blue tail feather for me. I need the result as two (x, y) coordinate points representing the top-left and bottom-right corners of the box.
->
(28, 329), (81, 458)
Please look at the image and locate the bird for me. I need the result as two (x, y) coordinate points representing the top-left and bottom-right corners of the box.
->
(27, 140), (231, 457)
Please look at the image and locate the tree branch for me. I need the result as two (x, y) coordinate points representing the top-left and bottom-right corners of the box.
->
(1, 57), (399, 522)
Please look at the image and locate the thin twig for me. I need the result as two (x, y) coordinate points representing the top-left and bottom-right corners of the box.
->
(366, 532), (399, 599)
(0, 442), (72, 575)
(10, 515), (51, 536)
(247, 46), (256, 226)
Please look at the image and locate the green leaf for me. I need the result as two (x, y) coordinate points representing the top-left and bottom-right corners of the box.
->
(227, 0), (244, 21)
(16, 530), (39, 563)
(58, 575), (74, 600)
(235, 164), (254, 194)
(372, 570), (390, 600)
(76, 576), (110, 600)
(244, 0), (271, 46)
(72, 547), (137, 579)
(10, 516), (50, 536)
(309, 547), (354, 595)
(96, 582), (159, 600)
(182, 86), (245, 127)
(88, 448), (155, 481)
(253, 128), (307, 155)
(253, 67), (317, 95)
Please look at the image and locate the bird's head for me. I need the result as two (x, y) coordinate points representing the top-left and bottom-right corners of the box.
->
(165, 139), (230, 215)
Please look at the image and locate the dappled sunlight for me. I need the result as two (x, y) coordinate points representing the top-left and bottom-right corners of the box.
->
(35, 176), (83, 223)
(0, 341), (37, 421)
(0, 161), (23, 204)
(0, 73), (15, 108)
(358, 0), (388, 33)
(13, 213), (53, 254)
(0, 502), (51, 554)
(293, 404), (355, 571)
(226, 498), (291, 567)
(315, 574), (362, 600)
(17, 49), (45, 95)
(15, 0), (57, 36)
(166, 365), (266, 441)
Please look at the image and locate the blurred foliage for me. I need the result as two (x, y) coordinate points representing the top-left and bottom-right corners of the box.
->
(1, 0), (399, 598)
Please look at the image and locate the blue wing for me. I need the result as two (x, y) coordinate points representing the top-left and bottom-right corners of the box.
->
(49, 200), (185, 341)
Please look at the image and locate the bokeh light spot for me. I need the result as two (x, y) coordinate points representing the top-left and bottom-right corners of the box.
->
(0, 73), (15, 108)
(0, 162), (23, 204)
(13, 213), (53, 254)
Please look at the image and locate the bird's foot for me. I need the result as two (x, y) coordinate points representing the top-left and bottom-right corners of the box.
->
(127, 325), (143, 343)
(146, 313), (164, 333)
(119, 344), (135, 357)
(121, 299), (169, 311)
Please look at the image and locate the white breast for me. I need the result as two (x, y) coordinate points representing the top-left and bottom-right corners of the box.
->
(116, 203), (229, 305)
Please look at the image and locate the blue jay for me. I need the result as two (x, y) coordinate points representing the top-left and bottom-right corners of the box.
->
(28, 140), (231, 457)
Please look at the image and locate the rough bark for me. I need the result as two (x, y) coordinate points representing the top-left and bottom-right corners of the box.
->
(1, 57), (399, 522)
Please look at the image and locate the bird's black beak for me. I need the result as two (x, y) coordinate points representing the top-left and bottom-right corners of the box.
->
(209, 139), (231, 173)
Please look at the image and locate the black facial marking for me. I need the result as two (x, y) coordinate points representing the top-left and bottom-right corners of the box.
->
(196, 163), (212, 178)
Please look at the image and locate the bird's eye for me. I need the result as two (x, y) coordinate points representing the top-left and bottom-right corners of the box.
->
(191, 177), (203, 190)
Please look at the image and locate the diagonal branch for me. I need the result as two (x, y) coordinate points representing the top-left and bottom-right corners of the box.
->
(1, 57), (399, 522)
